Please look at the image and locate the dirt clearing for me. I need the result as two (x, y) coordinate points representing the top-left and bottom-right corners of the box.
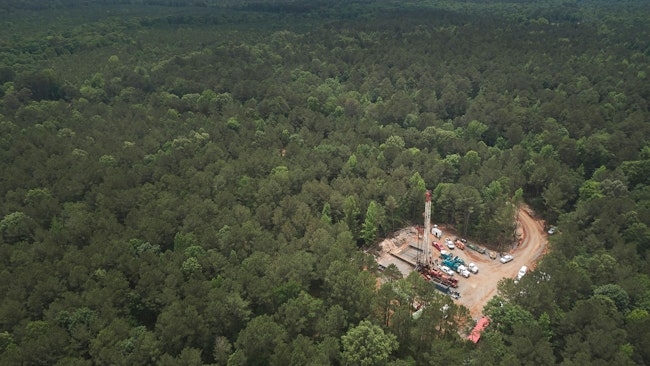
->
(375, 207), (548, 319)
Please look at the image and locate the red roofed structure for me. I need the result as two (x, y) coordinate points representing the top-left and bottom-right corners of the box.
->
(468, 316), (490, 343)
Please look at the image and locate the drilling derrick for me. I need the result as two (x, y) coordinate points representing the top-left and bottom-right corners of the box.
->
(423, 190), (432, 265)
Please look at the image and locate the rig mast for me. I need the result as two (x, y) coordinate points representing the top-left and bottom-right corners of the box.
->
(422, 190), (432, 265)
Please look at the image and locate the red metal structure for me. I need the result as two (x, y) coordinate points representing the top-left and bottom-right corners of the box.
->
(468, 316), (490, 343)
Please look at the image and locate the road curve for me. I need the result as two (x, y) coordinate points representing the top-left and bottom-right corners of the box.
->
(459, 207), (548, 318)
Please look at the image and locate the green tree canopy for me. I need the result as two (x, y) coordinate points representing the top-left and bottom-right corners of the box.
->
(341, 320), (398, 366)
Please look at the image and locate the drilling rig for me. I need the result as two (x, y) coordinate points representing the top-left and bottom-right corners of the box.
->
(419, 190), (432, 265)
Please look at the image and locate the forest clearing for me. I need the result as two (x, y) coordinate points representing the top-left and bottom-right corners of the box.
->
(376, 207), (548, 318)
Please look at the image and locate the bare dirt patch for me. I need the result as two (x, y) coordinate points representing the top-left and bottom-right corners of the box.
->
(375, 207), (548, 319)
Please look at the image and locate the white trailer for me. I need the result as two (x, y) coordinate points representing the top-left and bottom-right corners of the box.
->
(431, 225), (442, 239)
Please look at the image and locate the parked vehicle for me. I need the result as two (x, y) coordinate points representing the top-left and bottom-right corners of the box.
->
(432, 241), (443, 251)
(442, 260), (459, 271)
(433, 282), (460, 299)
(457, 265), (470, 278)
(517, 265), (528, 280)
(500, 254), (514, 263)
(433, 282), (453, 295)
(440, 251), (452, 261)
(445, 238), (455, 249)
(489, 251), (497, 260)
(452, 256), (465, 266)
(429, 269), (458, 287)
(429, 268), (458, 287)
(443, 276), (459, 288)
(432, 225), (443, 238)
(433, 282), (450, 293)
(468, 262), (479, 274)
(467, 243), (486, 254)
(454, 239), (465, 250)
(439, 275), (459, 288)
(547, 227), (556, 235)
(439, 265), (455, 276)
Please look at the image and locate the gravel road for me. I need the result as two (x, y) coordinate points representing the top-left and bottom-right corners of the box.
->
(452, 207), (548, 319)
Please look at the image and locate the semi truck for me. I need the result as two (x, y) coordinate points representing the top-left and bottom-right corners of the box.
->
(430, 268), (459, 288)
(433, 282), (460, 299)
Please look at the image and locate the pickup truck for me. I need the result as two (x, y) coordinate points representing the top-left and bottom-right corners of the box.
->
(517, 265), (528, 280)
(500, 254), (514, 263)
(468, 262), (479, 274)
(445, 238), (455, 249)
(432, 241), (443, 251)
(439, 265), (455, 276)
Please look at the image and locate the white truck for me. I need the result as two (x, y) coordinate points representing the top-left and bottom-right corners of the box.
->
(457, 264), (471, 278)
(468, 262), (479, 274)
(517, 265), (528, 280)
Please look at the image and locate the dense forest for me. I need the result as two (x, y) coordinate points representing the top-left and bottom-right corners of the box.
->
(1, 0), (649, 364)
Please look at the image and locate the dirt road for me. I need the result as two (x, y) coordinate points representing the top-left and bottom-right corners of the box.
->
(453, 207), (548, 318)
(375, 207), (548, 320)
